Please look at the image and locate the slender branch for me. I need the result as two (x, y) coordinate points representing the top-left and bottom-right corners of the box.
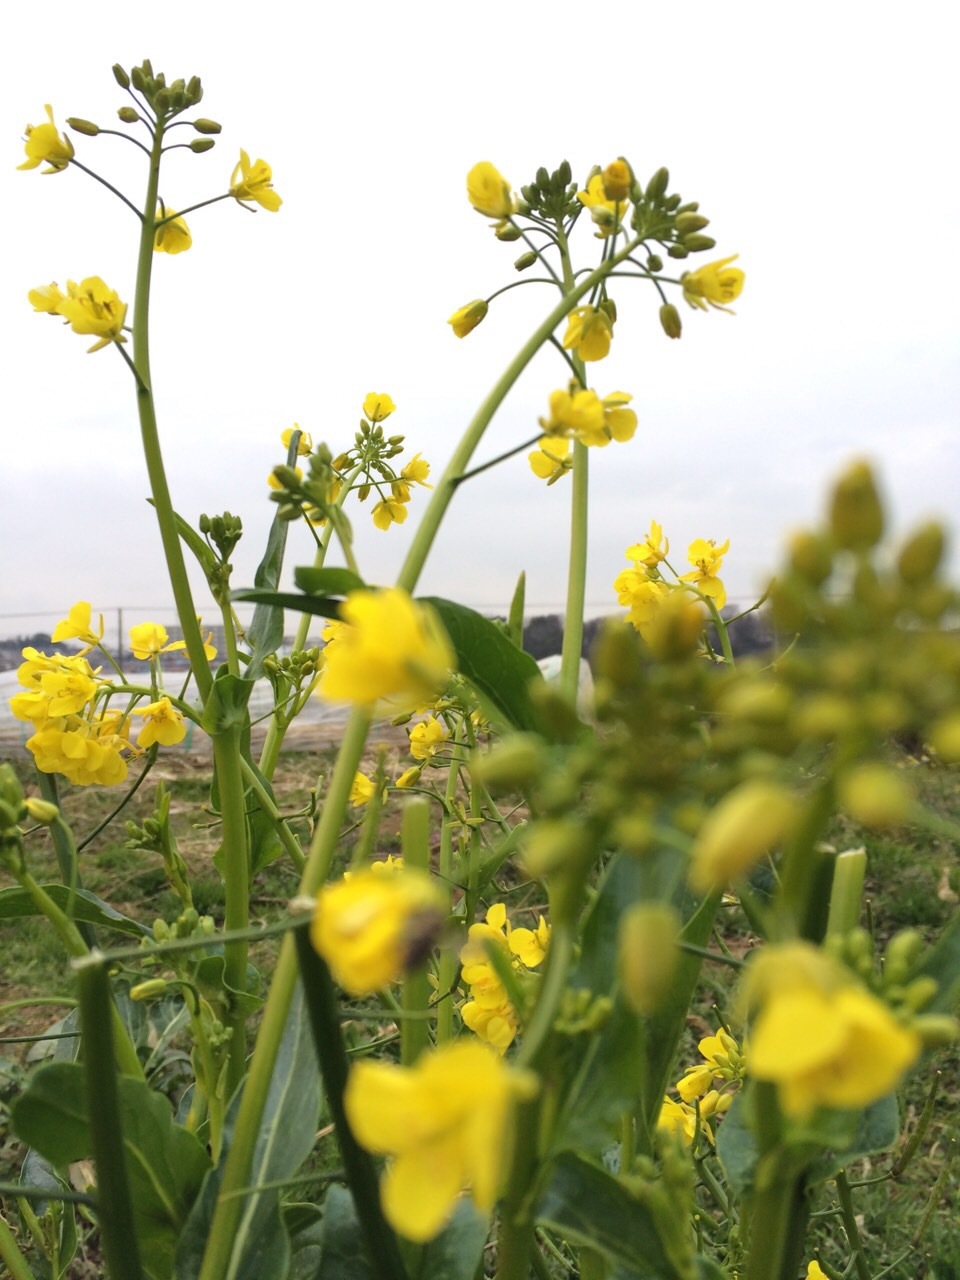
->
(67, 157), (143, 219)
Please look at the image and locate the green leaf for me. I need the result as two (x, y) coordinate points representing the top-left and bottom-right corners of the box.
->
(230, 589), (344, 621)
(715, 1095), (757, 1199)
(912, 905), (960, 1013)
(316, 1186), (375, 1280)
(293, 566), (366, 596)
(507, 570), (526, 650)
(173, 983), (322, 1280)
(418, 1201), (489, 1280)
(0, 885), (151, 937)
(807, 1093), (901, 1183)
(536, 1152), (686, 1278)
(200, 672), (255, 736)
(11, 1062), (211, 1280)
(19, 1149), (79, 1280)
(245, 516), (291, 682)
(284, 1204), (325, 1280)
(419, 596), (543, 731)
(193, 955), (264, 1018)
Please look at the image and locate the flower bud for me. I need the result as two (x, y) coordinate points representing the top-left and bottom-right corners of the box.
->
(666, 243), (689, 259)
(67, 118), (101, 136)
(448, 299), (488, 338)
(829, 460), (884, 551)
(472, 734), (546, 792)
(675, 212), (710, 236)
(897, 521), (945, 584)
(902, 975), (939, 1012)
(523, 818), (594, 879)
(0, 764), (24, 812)
(24, 798), (60, 825)
(130, 978), (169, 1002)
(839, 763), (912, 828)
(186, 76), (203, 104)
(601, 159), (632, 202)
(0, 800), (21, 830)
(682, 233), (717, 253)
(912, 1014), (960, 1048)
(688, 780), (797, 891)
(494, 222), (523, 242)
(659, 303), (682, 339)
(646, 253), (664, 273)
(193, 118), (222, 134)
(618, 902), (679, 1014)
(154, 89), (172, 112)
(118, 106), (140, 123)
(788, 529), (833, 584)
(113, 63), (131, 88)
(130, 65), (147, 92)
(514, 250), (538, 271)
(645, 167), (670, 202)
(190, 138), (215, 153)
(884, 928), (925, 985)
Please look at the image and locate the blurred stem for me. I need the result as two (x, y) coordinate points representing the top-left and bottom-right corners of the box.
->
(36, 771), (97, 948)
(436, 723), (464, 1046)
(835, 1171), (872, 1280)
(400, 797), (432, 1065)
(212, 727), (251, 1101)
(825, 847), (867, 938)
(0, 1214), (34, 1280)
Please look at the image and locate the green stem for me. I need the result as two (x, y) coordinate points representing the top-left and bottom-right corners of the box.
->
(835, 1171), (872, 1280)
(395, 237), (641, 595)
(132, 117), (211, 702)
(197, 706), (372, 1280)
(73, 954), (145, 1280)
(560, 440), (589, 704)
(0, 1214), (34, 1280)
(436, 725), (463, 1046)
(400, 797), (432, 1065)
(239, 759), (305, 872)
(212, 729), (250, 1100)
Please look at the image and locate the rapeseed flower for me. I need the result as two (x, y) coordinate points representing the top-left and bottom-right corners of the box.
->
(401, 454), (432, 489)
(310, 865), (446, 996)
(466, 161), (514, 220)
(349, 771), (376, 807)
(681, 537), (729, 608)
(344, 1039), (536, 1241)
(363, 392), (395, 422)
(229, 150), (282, 211)
(529, 436), (572, 484)
(625, 522), (669, 569)
(576, 172), (629, 236)
(562, 305), (613, 362)
(153, 207), (192, 254)
(32, 277), (127, 353)
(408, 715), (449, 761)
(448, 299), (488, 338)
(51, 602), (103, 653)
(281, 425), (313, 455)
(372, 497), (408, 530)
(681, 255), (745, 313)
(132, 697), (187, 748)
(18, 105), (74, 173)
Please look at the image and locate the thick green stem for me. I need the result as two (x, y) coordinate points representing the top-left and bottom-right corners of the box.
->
(560, 440), (589, 704)
(197, 706), (371, 1280)
(74, 954), (145, 1280)
(212, 729), (250, 1100)
(835, 1171), (872, 1280)
(132, 117), (211, 701)
(400, 797), (432, 1065)
(396, 237), (641, 596)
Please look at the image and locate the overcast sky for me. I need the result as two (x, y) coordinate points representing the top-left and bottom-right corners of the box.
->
(3, 0), (957, 646)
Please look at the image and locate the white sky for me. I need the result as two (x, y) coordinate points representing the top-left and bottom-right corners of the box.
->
(3, 0), (958, 644)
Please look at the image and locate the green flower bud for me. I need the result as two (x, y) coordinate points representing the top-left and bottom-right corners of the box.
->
(193, 118), (222, 134)
(130, 978), (169, 1002)
(897, 521), (945, 584)
(190, 138), (215, 153)
(0, 799), (21, 830)
(514, 250), (538, 271)
(112, 64), (131, 89)
(788, 529), (833, 584)
(912, 1013), (960, 1048)
(666, 243), (689, 259)
(24, 798), (60, 825)
(682, 233), (717, 253)
(494, 222), (523, 242)
(117, 106), (140, 124)
(186, 77), (203, 104)
(0, 764), (24, 811)
(523, 818), (595, 879)
(902, 975), (939, 1012)
(829, 460), (884, 551)
(675, 212), (710, 236)
(618, 902), (680, 1014)
(67, 118), (100, 136)
(472, 734), (546, 792)
(884, 928), (925, 985)
(130, 65), (147, 92)
(646, 253), (664, 272)
(645, 167), (670, 202)
(659, 303), (682, 339)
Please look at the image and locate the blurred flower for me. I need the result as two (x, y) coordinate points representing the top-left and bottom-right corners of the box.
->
(688, 780), (797, 892)
(310, 865), (446, 995)
(153, 207), (192, 254)
(576, 173), (628, 236)
(394, 766), (422, 788)
(656, 1097), (698, 1145)
(408, 715), (449, 761)
(229, 149), (282, 211)
(562, 305), (613, 362)
(318, 588), (454, 708)
(282, 425), (313, 455)
(372, 496), (408, 530)
(466, 162), (514, 219)
(344, 1039), (536, 1241)
(681, 255), (744, 313)
(18, 105), (74, 173)
(529, 436), (572, 484)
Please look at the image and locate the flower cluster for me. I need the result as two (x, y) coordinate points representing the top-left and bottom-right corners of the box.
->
(529, 387), (637, 481)
(459, 903), (550, 1052)
(344, 1039), (536, 1241)
(310, 862), (446, 995)
(613, 522), (730, 643)
(29, 276), (127, 353)
(675, 1027), (746, 1118)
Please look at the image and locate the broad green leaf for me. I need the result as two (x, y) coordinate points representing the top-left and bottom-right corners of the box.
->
(807, 1093), (901, 1183)
(230, 589), (344, 620)
(285, 1204), (325, 1280)
(193, 955), (264, 1018)
(715, 1095), (756, 1199)
(316, 1185), (375, 1280)
(911, 905), (960, 1013)
(293, 566), (366, 596)
(419, 1200), (489, 1280)
(420, 596), (543, 731)
(11, 1061), (211, 1280)
(245, 490), (295, 679)
(173, 982), (321, 1280)
(200, 672), (255, 736)
(536, 1152), (687, 1278)
(0, 885), (150, 937)
(19, 1149), (78, 1280)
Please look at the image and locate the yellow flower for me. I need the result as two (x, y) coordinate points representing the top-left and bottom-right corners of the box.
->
(448, 299), (488, 338)
(681, 255), (745, 313)
(394, 766), (422, 789)
(680, 537), (730, 608)
(539, 388), (605, 442)
(562, 305), (613, 362)
(746, 942), (921, 1118)
(676, 1028), (745, 1102)
(18, 105), (74, 173)
(281, 425), (313, 455)
(318, 588), (455, 708)
(408, 715), (449, 761)
(153, 207), (192, 254)
(599, 391), (637, 445)
(363, 392), (396, 422)
(508, 916), (550, 968)
(600, 159), (632, 202)
(349, 771), (377, 807)
(51, 602), (103, 651)
(688, 780), (797, 891)
(27, 714), (130, 787)
(625, 522), (669, 569)
(53, 277), (127, 353)
(529, 436), (572, 484)
(12, 648), (99, 720)
(466, 161), (514, 220)
(401, 454), (432, 489)
(806, 1264), (828, 1280)
(656, 1097), (698, 1145)
(344, 1040), (536, 1241)
(28, 283), (66, 314)
(132, 697), (187, 748)
(310, 866), (447, 996)
(372, 497), (408, 530)
(229, 149), (282, 211)
(576, 173), (628, 237)
(129, 621), (217, 663)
